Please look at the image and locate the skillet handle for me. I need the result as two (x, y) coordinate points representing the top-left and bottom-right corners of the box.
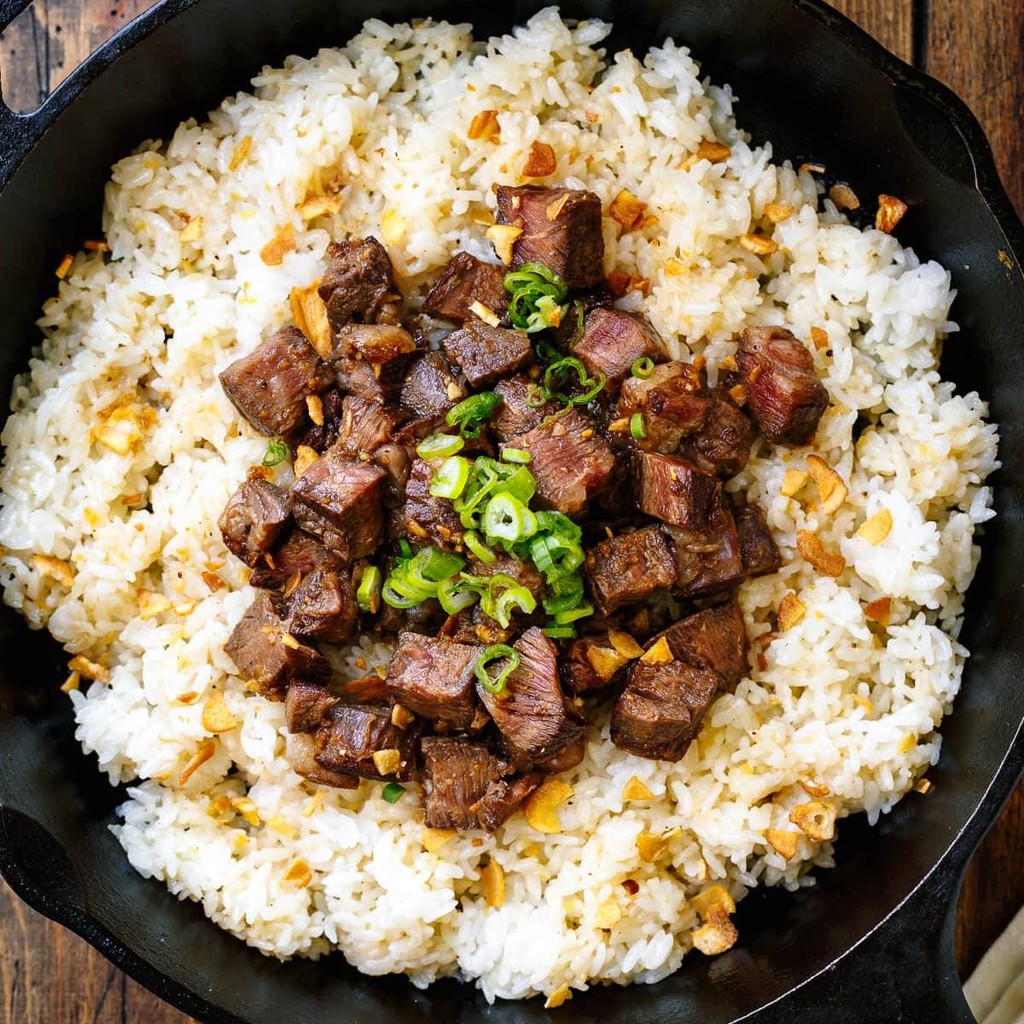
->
(0, 0), (51, 184)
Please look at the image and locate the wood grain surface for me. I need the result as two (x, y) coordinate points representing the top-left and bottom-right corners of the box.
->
(1, 1), (1022, 1020)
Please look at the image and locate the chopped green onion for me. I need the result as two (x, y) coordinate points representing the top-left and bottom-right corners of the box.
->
(482, 493), (538, 545)
(381, 782), (406, 803)
(542, 574), (585, 615)
(417, 547), (465, 582)
(382, 579), (419, 609)
(534, 337), (563, 365)
(438, 576), (479, 615)
(382, 545), (465, 609)
(398, 538), (413, 561)
(262, 438), (287, 467)
(630, 412), (647, 440)
(493, 584), (537, 627)
(356, 565), (383, 613)
(474, 644), (521, 696)
(543, 623), (577, 639)
(541, 357), (606, 407)
(416, 433), (465, 460)
(501, 447), (532, 464)
(631, 356), (655, 379)
(553, 601), (594, 625)
(446, 392), (501, 439)
(504, 263), (570, 334)
(429, 455), (471, 499)
(526, 385), (549, 409)
(464, 530), (497, 564)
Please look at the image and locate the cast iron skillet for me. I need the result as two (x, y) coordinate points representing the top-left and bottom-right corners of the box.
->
(0, 0), (1022, 1020)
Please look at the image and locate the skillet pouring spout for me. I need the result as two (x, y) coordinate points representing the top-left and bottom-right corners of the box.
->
(0, 0), (1022, 1021)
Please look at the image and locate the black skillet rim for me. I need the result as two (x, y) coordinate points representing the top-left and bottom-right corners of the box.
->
(0, 0), (1022, 1021)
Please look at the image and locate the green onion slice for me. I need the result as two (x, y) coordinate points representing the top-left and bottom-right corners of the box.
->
(262, 438), (288, 467)
(493, 585), (537, 627)
(416, 432), (465, 460)
(438, 576), (479, 615)
(553, 601), (594, 625)
(504, 263), (570, 334)
(464, 530), (497, 564)
(541, 357), (606, 407)
(446, 392), (501, 439)
(482, 493), (538, 545)
(543, 623), (578, 639)
(630, 412), (648, 440)
(501, 447), (532, 464)
(382, 579), (419, 609)
(542, 573), (585, 615)
(356, 565), (383, 613)
(429, 455), (471, 499)
(631, 356), (655, 379)
(474, 644), (521, 696)
(381, 782), (406, 804)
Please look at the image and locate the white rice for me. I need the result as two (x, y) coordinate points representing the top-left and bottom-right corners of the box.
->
(0, 9), (999, 1002)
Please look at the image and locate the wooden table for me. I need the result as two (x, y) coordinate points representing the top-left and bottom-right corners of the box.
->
(1, 1), (1022, 1019)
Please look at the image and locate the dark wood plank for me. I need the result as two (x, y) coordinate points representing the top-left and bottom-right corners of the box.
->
(829, 0), (915, 62)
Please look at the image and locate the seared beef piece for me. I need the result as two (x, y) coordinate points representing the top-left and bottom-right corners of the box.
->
(333, 396), (406, 458)
(249, 528), (344, 589)
(451, 605), (523, 647)
(318, 237), (395, 330)
(219, 326), (332, 437)
(611, 658), (720, 761)
(291, 447), (387, 561)
(491, 375), (557, 442)
(286, 568), (358, 645)
(401, 351), (465, 420)
(662, 600), (748, 692)
(286, 680), (340, 734)
(340, 675), (391, 704)
(375, 442), (412, 503)
(736, 326), (828, 445)
(386, 632), (481, 730)
(443, 319), (532, 388)
(224, 591), (330, 698)
(495, 185), (604, 288)
(585, 525), (677, 616)
(332, 352), (411, 404)
(401, 457), (464, 551)
(677, 389), (757, 479)
(469, 552), (546, 601)
(315, 703), (420, 781)
(420, 736), (511, 830)
(561, 636), (627, 695)
(633, 452), (722, 532)
(296, 387), (345, 454)
(474, 773), (542, 833)
(536, 731), (586, 774)
(335, 323), (416, 365)
(288, 733), (360, 789)
(617, 362), (709, 453)
(219, 479), (292, 568)
(507, 408), (615, 516)
(423, 252), (510, 324)
(477, 627), (586, 768)
(377, 596), (447, 638)
(575, 308), (666, 387)
(668, 508), (745, 599)
(735, 503), (781, 577)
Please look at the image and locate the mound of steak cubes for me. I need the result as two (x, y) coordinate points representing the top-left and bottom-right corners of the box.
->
(216, 190), (827, 829)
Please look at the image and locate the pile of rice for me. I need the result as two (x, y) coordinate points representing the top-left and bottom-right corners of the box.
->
(0, 9), (999, 1003)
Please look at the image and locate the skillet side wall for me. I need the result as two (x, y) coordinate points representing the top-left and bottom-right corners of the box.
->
(0, 0), (1021, 1021)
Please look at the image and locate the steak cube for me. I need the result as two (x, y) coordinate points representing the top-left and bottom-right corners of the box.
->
(662, 600), (748, 692)
(508, 408), (615, 516)
(677, 389), (757, 478)
(291, 447), (387, 561)
(491, 375), (558, 442)
(443, 319), (532, 388)
(295, 387), (345, 454)
(400, 457), (464, 551)
(617, 362), (709, 453)
(668, 508), (746, 599)
(286, 567), (359, 645)
(224, 591), (330, 699)
(401, 351), (465, 420)
(561, 636), (631, 695)
(420, 736), (510, 831)
(386, 632), (481, 730)
(611, 658), (720, 761)
(633, 452), (722, 531)
(576, 308), (666, 386)
(332, 351), (411, 404)
(288, 733), (360, 789)
(249, 528), (344, 589)
(335, 323), (416, 365)
(286, 680), (340, 734)
(423, 252), (510, 324)
(314, 704), (420, 781)
(473, 773), (543, 833)
(333, 395), (406, 458)
(735, 503), (782, 577)
(219, 325), (332, 437)
(476, 627), (585, 769)
(318, 237), (395, 329)
(585, 525), (677, 615)
(495, 185), (604, 288)
(736, 326), (829, 445)
(219, 479), (292, 568)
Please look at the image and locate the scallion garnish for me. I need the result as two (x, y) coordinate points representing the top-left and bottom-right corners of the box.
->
(542, 357), (605, 407)
(429, 455), (471, 500)
(438, 575), (479, 615)
(356, 565), (383, 613)
(543, 623), (578, 639)
(262, 437), (288, 467)
(504, 263), (570, 333)
(475, 644), (521, 696)
(416, 432), (465, 460)
(630, 412), (647, 440)
(446, 392), (501, 439)
(381, 782), (406, 804)
(501, 447), (532, 464)
(631, 356), (655, 379)
(381, 545), (466, 608)
(481, 493), (538, 545)
(464, 530), (497, 564)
